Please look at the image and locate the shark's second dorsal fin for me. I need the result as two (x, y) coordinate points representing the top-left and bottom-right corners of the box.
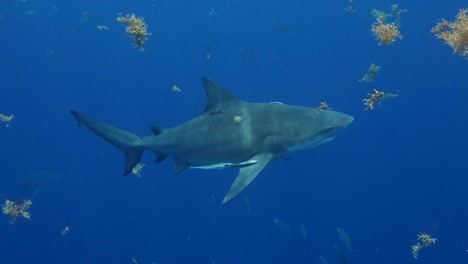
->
(202, 78), (241, 113)
(151, 126), (165, 135)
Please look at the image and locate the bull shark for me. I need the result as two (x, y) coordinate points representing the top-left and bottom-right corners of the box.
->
(17, 170), (63, 200)
(71, 78), (353, 204)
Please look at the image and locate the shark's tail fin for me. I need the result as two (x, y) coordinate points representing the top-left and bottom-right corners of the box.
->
(70, 110), (144, 175)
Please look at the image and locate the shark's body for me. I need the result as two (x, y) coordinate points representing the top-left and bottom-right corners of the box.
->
(71, 78), (353, 204)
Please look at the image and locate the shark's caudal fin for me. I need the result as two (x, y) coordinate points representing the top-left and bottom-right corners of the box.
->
(70, 111), (143, 175)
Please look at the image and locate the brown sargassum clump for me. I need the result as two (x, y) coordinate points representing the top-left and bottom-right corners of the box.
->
(117, 13), (151, 51)
(371, 17), (403, 46)
(432, 9), (468, 58)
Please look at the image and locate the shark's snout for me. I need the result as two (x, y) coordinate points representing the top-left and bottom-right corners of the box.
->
(326, 111), (354, 130)
(341, 114), (354, 128)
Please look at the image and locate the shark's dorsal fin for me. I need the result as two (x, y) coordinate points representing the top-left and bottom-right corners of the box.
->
(222, 152), (273, 205)
(202, 78), (241, 113)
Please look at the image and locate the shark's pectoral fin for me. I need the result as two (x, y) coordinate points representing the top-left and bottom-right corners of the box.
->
(222, 152), (273, 205)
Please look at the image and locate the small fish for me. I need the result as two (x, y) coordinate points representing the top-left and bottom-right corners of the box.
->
(97, 25), (109, 30)
(335, 243), (349, 264)
(272, 22), (293, 36)
(61, 226), (70, 235)
(337, 228), (358, 257)
(274, 218), (303, 245)
(300, 224), (307, 244)
(318, 256), (329, 264)
(210, 194), (216, 204)
(243, 196), (251, 216)
(208, 8), (218, 17)
(172, 85), (181, 92)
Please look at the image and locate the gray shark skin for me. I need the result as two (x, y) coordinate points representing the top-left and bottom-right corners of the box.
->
(71, 78), (353, 205)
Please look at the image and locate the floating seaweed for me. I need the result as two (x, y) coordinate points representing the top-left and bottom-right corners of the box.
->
(371, 9), (391, 22)
(315, 101), (331, 113)
(362, 88), (399, 110)
(2, 199), (32, 224)
(411, 232), (438, 259)
(0, 113), (13, 127)
(344, 0), (357, 13)
(432, 9), (468, 59)
(132, 163), (145, 177)
(363, 88), (385, 110)
(371, 4), (405, 46)
(117, 13), (151, 51)
(372, 17), (403, 46)
(391, 4), (407, 27)
(359, 63), (380, 82)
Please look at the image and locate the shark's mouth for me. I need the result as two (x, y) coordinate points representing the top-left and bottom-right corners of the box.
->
(288, 135), (336, 154)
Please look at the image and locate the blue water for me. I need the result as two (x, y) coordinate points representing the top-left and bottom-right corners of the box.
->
(1, 0), (467, 263)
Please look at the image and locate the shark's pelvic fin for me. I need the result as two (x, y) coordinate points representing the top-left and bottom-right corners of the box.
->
(202, 77), (241, 113)
(70, 110), (143, 175)
(222, 152), (273, 205)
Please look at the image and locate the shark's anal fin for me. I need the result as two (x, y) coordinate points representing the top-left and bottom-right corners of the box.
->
(155, 155), (168, 163)
(222, 152), (273, 205)
(174, 158), (189, 174)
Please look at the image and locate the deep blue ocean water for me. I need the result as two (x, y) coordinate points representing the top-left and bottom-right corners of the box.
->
(1, 0), (467, 263)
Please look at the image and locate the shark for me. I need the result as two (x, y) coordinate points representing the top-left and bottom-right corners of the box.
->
(71, 78), (353, 204)
(17, 170), (63, 200)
